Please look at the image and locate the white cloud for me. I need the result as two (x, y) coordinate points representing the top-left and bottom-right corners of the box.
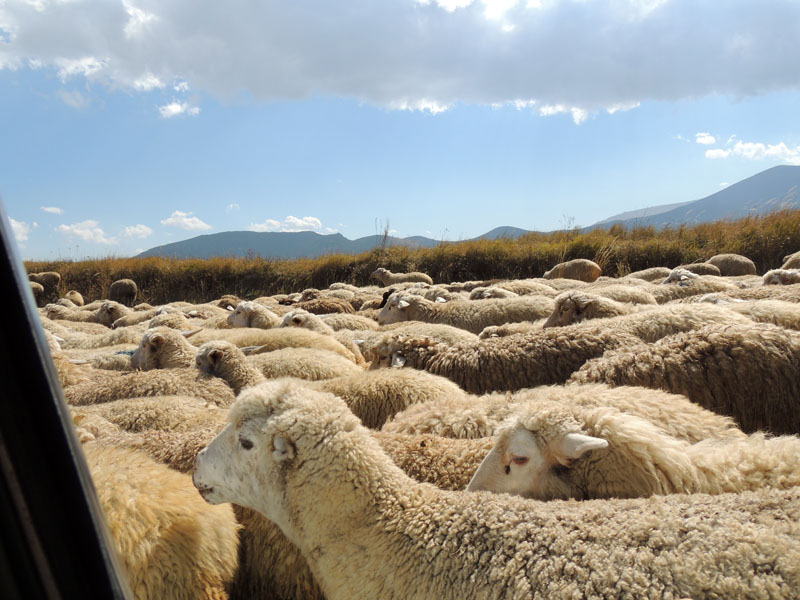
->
(173, 80), (190, 93)
(158, 101), (200, 118)
(4, 1), (800, 117)
(160, 210), (212, 230)
(719, 182), (730, 188)
(705, 140), (800, 165)
(324, 227), (338, 233)
(10, 218), (36, 243)
(40, 206), (63, 214)
(248, 215), (324, 232)
(695, 132), (716, 145)
(705, 148), (731, 160)
(57, 220), (116, 244)
(122, 224), (153, 238)
(133, 72), (163, 91)
(225, 203), (240, 213)
(539, 104), (589, 125)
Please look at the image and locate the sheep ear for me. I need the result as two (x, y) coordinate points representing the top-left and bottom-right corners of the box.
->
(226, 305), (234, 312)
(182, 329), (202, 339)
(272, 436), (296, 463)
(552, 433), (608, 466)
(397, 300), (410, 309)
(434, 297), (447, 303)
(150, 334), (164, 348)
(292, 316), (303, 325)
(391, 352), (406, 368)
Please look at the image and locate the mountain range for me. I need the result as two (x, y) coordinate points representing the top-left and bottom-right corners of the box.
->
(137, 165), (800, 260)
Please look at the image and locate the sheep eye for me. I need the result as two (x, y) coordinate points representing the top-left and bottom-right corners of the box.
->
(511, 456), (529, 466)
(240, 438), (254, 450)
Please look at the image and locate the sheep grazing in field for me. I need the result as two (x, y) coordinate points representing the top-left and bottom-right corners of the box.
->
(763, 268), (800, 285)
(371, 267), (434, 286)
(45, 300), (132, 328)
(82, 442), (240, 600)
(227, 300), (282, 329)
(292, 296), (357, 315)
(29, 270), (61, 303)
(624, 266), (672, 282)
(706, 252), (757, 276)
(571, 322), (800, 434)
(382, 383), (744, 443)
(647, 275), (739, 302)
(467, 400), (799, 500)
(542, 258), (601, 282)
(108, 278), (138, 306)
(194, 380), (800, 600)
(377, 292), (555, 334)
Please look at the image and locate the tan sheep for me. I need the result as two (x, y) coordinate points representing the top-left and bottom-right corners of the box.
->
(763, 268), (800, 285)
(706, 252), (757, 276)
(542, 258), (601, 282)
(371, 267), (434, 285)
(226, 300), (282, 329)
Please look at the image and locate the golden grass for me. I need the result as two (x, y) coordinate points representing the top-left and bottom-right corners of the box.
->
(25, 210), (800, 305)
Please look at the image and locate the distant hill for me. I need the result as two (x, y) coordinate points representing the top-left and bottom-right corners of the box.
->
(136, 230), (441, 260)
(586, 165), (800, 230)
(137, 165), (800, 260)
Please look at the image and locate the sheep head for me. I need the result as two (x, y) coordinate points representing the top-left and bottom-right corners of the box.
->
(466, 419), (607, 500)
(543, 292), (595, 328)
(376, 293), (413, 325)
(227, 301), (257, 328)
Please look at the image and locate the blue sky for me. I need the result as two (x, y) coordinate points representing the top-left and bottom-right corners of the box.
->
(2, 0), (800, 261)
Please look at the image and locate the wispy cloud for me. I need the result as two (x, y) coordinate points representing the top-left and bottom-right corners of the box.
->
(3, 1), (800, 118)
(10, 218), (37, 244)
(161, 210), (212, 230)
(249, 215), (324, 232)
(57, 220), (116, 244)
(122, 224), (153, 238)
(40, 206), (63, 214)
(225, 203), (240, 213)
(705, 140), (800, 165)
(159, 102), (200, 118)
(695, 132), (716, 145)
(56, 89), (90, 109)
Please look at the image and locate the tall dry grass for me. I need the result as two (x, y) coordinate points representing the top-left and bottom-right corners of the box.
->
(25, 210), (800, 305)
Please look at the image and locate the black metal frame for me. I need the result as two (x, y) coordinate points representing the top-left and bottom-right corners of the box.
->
(0, 198), (132, 599)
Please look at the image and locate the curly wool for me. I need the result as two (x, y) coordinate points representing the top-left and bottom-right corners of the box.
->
(382, 382), (744, 443)
(570, 322), (800, 434)
(198, 383), (800, 600)
(63, 368), (236, 407)
(82, 442), (239, 600)
(377, 292), (556, 334)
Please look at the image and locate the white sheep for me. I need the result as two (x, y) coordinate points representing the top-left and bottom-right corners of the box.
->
(706, 252), (757, 276)
(82, 441), (240, 600)
(382, 382), (744, 443)
(763, 268), (800, 285)
(623, 266), (672, 281)
(466, 400), (798, 500)
(227, 300), (282, 329)
(570, 322), (800, 434)
(193, 380), (800, 600)
(377, 291), (555, 334)
(542, 290), (653, 328)
(542, 258), (601, 282)
(661, 267), (700, 283)
(371, 267), (434, 285)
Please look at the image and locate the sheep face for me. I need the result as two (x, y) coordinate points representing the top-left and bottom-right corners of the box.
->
(227, 302), (254, 327)
(281, 310), (309, 329)
(97, 301), (130, 327)
(376, 295), (411, 326)
(466, 423), (607, 500)
(131, 328), (192, 370)
(543, 293), (591, 328)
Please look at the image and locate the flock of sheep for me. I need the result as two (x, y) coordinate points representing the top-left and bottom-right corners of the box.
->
(31, 254), (800, 599)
